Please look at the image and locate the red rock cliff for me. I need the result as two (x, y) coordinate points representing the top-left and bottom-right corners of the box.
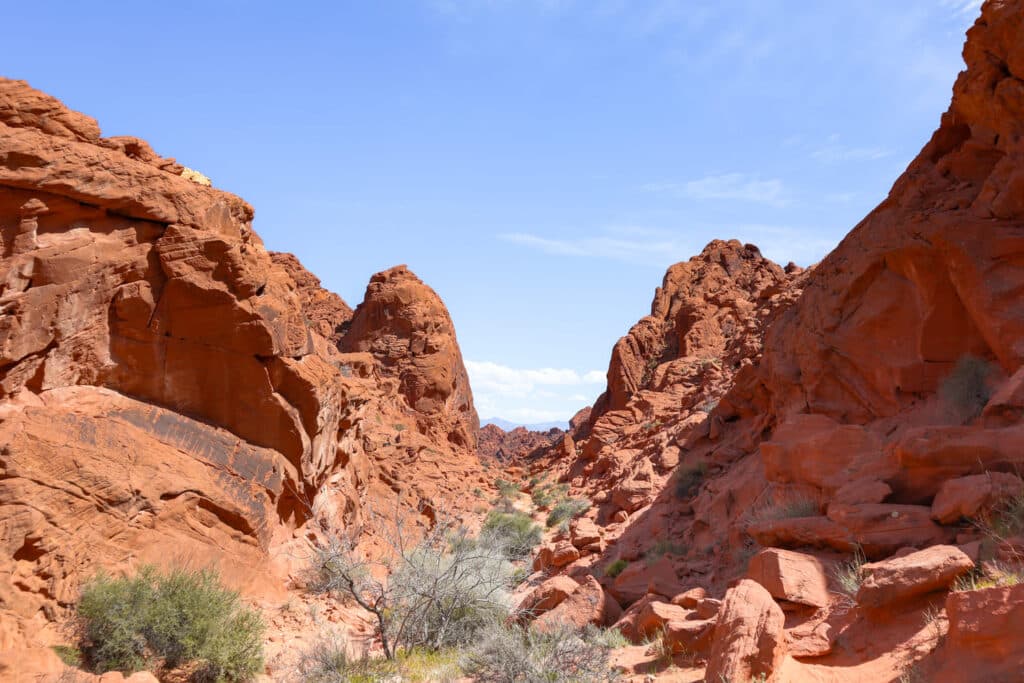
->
(0, 78), (487, 662)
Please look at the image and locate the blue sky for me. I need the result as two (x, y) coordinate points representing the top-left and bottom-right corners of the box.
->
(5, 0), (981, 424)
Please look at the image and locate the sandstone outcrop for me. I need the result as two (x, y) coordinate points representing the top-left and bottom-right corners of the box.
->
(341, 265), (479, 449)
(517, 3), (1024, 681)
(476, 423), (562, 462)
(857, 545), (974, 608)
(0, 77), (487, 671)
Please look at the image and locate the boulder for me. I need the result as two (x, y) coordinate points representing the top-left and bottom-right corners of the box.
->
(931, 472), (1023, 524)
(533, 541), (580, 572)
(671, 587), (707, 608)
(515, 575), (579, 619)
(937, 583), (1024, 682)
(608, 555), (682, 605)
(570, 517), (602, 549)
(857, 545), (974, 608)
(705, 579), (786, 683)
(534, 576), (615, 630)
(747, 548), (830, 608)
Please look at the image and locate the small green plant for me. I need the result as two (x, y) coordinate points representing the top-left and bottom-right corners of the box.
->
(605, 559), (629, 578)
(952, 562), (1024, 592)
(480, 510), (543, 560)
(462, 622), (619, 682)
(472, 487), (483, 498)
(546, 498), (590, 528)
(647, 626), (674, 667)
(674, 463), (707, 500)
(393, 423), (407, 432)
(644, 539), (686, 564)
(76, 565), (264, 681)
(940, 354), (996, 420)
(298, 636), (461, 683)
(833, 548), (866, 597)
(51, 645), (82, 668)
(582, 625), (629, 649)
(494, 478), (520, 500)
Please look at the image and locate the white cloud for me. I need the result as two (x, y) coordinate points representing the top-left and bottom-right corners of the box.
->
(498, 227), (694, 265)
(466, 360), (605, 399)
(468, 360), (604, 423)
(811, 135), (892, 164)
(941, 0), (982, 16)
(645, 173), (790, 207)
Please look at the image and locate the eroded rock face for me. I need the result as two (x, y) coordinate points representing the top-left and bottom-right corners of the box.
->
(512, 4), (1024, 681)
(341, 265), (479, 449)
(0, 78), (486, 660)
(270, 251), (352, 345)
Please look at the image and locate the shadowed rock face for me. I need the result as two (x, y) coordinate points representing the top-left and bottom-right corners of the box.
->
(0, 78), (485, 658)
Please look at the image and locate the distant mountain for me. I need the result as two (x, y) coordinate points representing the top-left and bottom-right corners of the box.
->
(482, 417), (568, 432)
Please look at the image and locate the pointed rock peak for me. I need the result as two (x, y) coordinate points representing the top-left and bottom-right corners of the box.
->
(342, 265), (479, 449)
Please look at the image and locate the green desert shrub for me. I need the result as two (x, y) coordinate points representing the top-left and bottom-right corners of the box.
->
(461, 622), (619, 683)
(604, 559), (629, 578)
(494, 479), (520, 499)
(545, 498), (590, 528)
(76, 565), (264, 681)
(298, 635), (461, 683)
(480, 510), (544, 560)
(940, 354), (996, 420)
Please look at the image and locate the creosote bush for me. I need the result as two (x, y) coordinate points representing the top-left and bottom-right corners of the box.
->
(461, 622), (620, 682)
(481, 510), (544, 560)
(76, 565), (264, 681)
(545, 497), (590, 528)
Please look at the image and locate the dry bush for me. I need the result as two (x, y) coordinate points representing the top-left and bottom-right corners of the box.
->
(461, 622), (620, 682)
(308, 500), (514, 659)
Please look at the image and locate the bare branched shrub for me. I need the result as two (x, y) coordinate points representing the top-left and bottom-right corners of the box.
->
(308, 500), (514, 659)
(461, 622), (620, 682)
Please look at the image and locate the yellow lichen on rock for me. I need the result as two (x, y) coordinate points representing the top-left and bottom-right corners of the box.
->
(181, 166), (212, 186)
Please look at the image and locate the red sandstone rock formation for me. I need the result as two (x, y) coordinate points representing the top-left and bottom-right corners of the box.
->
(476, 423), (563, 462)
(269, 251), (352, 345)
(515, 3), (1024, 681)
(0, 77), (488, 677)
(340, 265), (479, 450)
